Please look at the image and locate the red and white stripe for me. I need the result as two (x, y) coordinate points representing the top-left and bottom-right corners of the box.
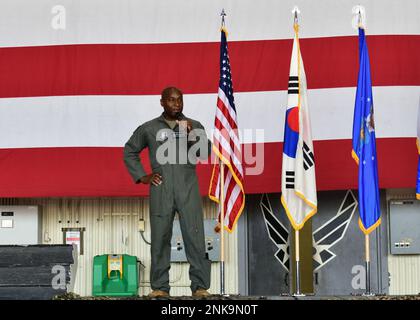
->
(209, 87), (245, 232)
(0, 0), (419, 198)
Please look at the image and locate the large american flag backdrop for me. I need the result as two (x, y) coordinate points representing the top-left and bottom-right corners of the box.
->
(0, 0), (419, 198)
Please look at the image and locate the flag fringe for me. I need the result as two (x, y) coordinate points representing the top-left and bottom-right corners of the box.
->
(295, 190), (318, 210)
(351, 149), (360, 165)
(358, 217), (381, 235)
(281, 195), (317, 231)
(208, 163), (220, 203)
(208, 146), (245, 233)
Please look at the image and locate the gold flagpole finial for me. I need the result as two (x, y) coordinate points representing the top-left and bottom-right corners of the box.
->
(352, 5), (366, 30)
(292, 6), (300, 32)
(220, 9), (226, 28)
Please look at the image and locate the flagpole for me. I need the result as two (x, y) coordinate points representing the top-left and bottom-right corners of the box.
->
(294, 229), (303, 296)
(352, 6), (376, 297)
(291, 6), (304, 297)
(293, 7), (300, 297)
(364, 233), (372, 295)
(219, 8), (227, 296)
(220, 160), (225, 295)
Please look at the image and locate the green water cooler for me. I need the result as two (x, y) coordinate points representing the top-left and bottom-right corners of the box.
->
(92, 254), (138, 297)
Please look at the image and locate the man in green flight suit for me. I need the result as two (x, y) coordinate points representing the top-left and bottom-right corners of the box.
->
(124, 87), (212, 298)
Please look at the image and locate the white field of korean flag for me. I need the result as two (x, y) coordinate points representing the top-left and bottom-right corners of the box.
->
(0, 0), (419, 197)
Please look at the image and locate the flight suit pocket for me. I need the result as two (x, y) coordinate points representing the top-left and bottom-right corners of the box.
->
(149, 183), (164, 216)
(149, 168), (172, 217)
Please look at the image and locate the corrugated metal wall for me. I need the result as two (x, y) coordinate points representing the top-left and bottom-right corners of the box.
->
(386, 189), (420, 295)
(3, 188), (420, 296)
(0, 197), (238, 297)
(388, 255), (420, 295)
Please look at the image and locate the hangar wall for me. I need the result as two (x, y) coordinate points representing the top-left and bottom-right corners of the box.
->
(0, 197), (238, 297)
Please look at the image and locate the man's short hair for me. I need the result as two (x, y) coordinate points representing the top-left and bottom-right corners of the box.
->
(161, 87), (183, 100)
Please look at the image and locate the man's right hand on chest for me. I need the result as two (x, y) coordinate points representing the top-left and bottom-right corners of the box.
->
(140, 173), (162, 186)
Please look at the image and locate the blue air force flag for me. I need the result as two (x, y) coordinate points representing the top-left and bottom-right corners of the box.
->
(416, 101), (420, 200)
(351, 27), (381, 234)
(281, 23), (317, 231)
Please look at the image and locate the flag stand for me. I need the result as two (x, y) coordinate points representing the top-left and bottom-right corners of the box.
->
(363, 233), (374, 296)
(351, 6), (378, 298)
(219, 161), (226, 296)
(288, 6), (308, 298)
(293, 229), (305, 296)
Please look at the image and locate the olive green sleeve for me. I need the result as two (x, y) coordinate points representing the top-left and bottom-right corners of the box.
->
(123, 125), (147, 184)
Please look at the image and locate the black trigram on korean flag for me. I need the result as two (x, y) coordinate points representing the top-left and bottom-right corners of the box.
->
(288, 76), (299, 94)
(285, 171), (295, 189)
(303, 142), (315, 170)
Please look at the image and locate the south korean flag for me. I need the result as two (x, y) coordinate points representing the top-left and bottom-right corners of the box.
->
(281, 22), (317, 230)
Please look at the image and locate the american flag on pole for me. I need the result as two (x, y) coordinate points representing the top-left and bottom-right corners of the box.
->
(208, 27), (245, 233)
(281, 21), (317, 230)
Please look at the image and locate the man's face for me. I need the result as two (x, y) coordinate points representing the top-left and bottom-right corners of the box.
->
(161, 90), (183, 120)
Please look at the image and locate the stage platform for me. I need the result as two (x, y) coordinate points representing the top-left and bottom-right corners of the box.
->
(54, 293), (420, 300)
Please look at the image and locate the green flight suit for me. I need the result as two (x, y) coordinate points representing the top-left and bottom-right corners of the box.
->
(123, 113), (212, 293)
